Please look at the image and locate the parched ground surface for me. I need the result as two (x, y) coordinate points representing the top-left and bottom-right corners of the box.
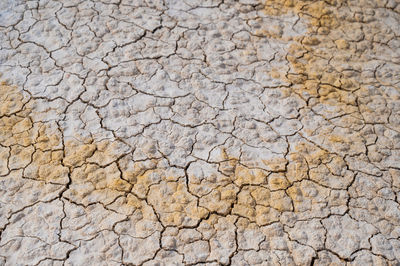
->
(0, 0), (400, 265)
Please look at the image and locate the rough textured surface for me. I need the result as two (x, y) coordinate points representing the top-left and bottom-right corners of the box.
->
(0, 0), (400, 265)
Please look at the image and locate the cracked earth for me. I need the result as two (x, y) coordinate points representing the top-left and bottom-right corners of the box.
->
(0, 0), (400, 265)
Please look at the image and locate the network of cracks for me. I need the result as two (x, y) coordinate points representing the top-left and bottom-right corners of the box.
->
(0, 0), (400, 265)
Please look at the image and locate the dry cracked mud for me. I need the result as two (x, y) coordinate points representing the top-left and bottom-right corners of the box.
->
(0, 0), (400, 265)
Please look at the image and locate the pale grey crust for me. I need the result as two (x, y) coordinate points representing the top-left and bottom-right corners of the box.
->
(0, 0), (399, 265)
